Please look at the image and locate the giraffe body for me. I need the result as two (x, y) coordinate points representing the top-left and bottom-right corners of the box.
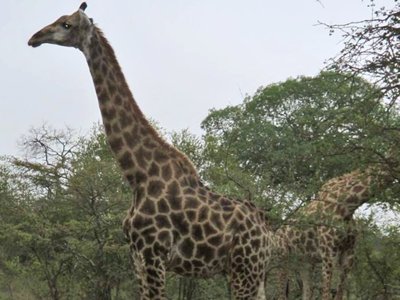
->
(28, 4), (271, 299)
(272, 167), (394, 300)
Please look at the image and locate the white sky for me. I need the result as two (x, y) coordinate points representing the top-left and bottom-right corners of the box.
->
(0, 0), (395, 156)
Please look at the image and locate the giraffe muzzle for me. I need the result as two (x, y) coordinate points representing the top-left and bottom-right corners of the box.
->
(28, 32), (45, 47)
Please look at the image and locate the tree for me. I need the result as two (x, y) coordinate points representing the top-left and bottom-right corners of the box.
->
(325, 1), (400, 108)
(0, 126), (81, 300)
(201, 71), (400, 216)
(350, 220), (400, 299)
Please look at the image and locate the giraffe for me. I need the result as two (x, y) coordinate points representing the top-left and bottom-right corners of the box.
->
(271, 165), (395, 300)
(28, 3), (271, 299)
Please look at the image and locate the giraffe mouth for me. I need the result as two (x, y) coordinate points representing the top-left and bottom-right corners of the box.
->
(28, 40), (42, 48)
(28, 31), (46, 48)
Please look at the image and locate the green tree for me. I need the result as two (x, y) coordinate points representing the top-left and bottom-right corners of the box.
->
(202, 71), (400, 216)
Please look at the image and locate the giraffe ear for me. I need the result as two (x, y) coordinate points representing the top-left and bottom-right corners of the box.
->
(79, 2), (87, 11)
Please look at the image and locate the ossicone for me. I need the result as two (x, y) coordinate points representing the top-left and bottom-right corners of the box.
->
(79, 2), (87, 11)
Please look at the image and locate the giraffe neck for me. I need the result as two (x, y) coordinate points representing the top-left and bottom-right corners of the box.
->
(82, 27), (174, 187)
(322, 170), (377, 220)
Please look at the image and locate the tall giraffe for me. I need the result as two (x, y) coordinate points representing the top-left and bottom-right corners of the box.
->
(272, 165), (395, 300)
(28, 3), (271, 299)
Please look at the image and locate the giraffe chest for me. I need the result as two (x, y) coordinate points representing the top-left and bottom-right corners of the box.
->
(166, 232), (232, 277)
(125, 204), (236, 277)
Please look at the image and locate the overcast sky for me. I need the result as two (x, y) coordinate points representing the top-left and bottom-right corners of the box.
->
(0, 0), (395, 156)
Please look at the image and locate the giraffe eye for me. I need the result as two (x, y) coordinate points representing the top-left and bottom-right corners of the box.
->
(62, 22), (72, 29)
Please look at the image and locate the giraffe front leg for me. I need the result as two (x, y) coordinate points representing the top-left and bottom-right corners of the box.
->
(299, 264), (312, 300)
(229, 241), (266, 300)
(276, 263), (289, 300)
(334, 248), (354, 300)
(321, 257), (333, 300)
(132, 249), (167, 300)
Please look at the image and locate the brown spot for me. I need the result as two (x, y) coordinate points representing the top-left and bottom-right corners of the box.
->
(173, 161), (184, 178)
(167, 181), (182, 210)
(158, 230), (170, 243)
(245, 218), (253, 230)
(185, 210), (196, 222)
(208, 235), (223, 247)
(136, 147), (152, 169)
(155, 215), (171, 229)
(198, 188), (207, 196)
(148, 162), (160, 177)
(142, 227), (156, 244)
(196, 243), (215, 263)
(108, 83), (117, 96)
(184, 197), (201, 209)
(250, 239), (260, 249)
(93, 72), (104, 85)
(189, 177), (198, 188)
(98, 89), (109, 104)
(192, 224), (204, 241)
(248, 255), (256, 266)
(109, 137), (124, 153)
(360, 189), (369, 198)
(170, 212), (189, 235)
(132, 214), (153, 229)
(147, 180), (165, 198)
(154, 149), (169, 163)
(217, 244), (229, 257)
(135, 171), (147, 184)
(119, 151), (134, 169)
(115, 94), (123, 105)
(192, 259), (203, 268)
(210, 212), (224, 230)
(123, 130), (139, 149)
(180, 238), (195, 258)
(101, 63), (109, 75)
(112, 123), (120, 133)
(143, 247), (153, 260)
(140, 126), (148, 135)
(183, 187), (196, 195)
(244, 245), (252, 256)
(119, 110), (133, 128)
(90, 46), (100, 61)
(157, 198), (169, 213)
(352, 185), (364, 193)
(135, 238), (144, 251)
(143, 137), (158, 149)
(220, 198), (231, 206)
(236, 211), (244, 221)
(198, 206), (209, 222)
(104, 107), (117, 119)
(183, 260), (192, 271)
(161, 164), (172, 181)
(140, 198), (156, 215)
(104, 123), (112, 135)
(306, 241), (315, 252)
(203, 223), (217, 236)
(210, 193), (220, 202)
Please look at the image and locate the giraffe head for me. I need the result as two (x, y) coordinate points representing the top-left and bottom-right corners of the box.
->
(28, 3), (93, 50)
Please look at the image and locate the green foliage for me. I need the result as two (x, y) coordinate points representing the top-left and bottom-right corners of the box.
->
(350, 221), (400, 299)
(1, 72), (399, 299)
(202, 71), (400, 215)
